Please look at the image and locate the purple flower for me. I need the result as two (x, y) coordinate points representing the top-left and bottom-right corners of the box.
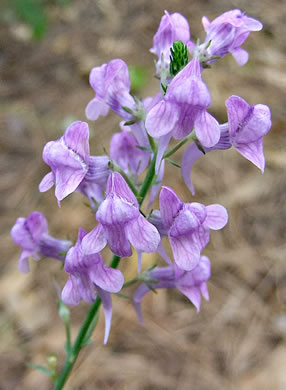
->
(181, 95), (272, 194)
(146, 58), (220, 171)
(86, 59), (154, 157)
(151, 10), (190, 79)
(153, 186), (228, 271)
(110, 129), (149, 175)
(39, 121), (90, 204)
(11, 212), (72, 273)
(85, 59), (135, 121)
(81, 172), (160, 271)
(200, 9), (263, 65)
(61, 228), (124, 344)
(134, 256), (211, 322)
(39, 121), (110, 206)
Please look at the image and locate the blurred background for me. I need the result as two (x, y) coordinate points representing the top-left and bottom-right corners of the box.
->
(1, 0), (286, 389)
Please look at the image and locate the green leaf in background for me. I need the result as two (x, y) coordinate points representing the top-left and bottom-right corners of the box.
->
(128, 65), (147, 93)
(11, 0), (47, 39)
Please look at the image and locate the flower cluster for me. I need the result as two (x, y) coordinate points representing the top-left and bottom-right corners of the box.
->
(11, 8), (271, 347)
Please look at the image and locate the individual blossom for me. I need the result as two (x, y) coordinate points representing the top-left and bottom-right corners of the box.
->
(134, 256), (211, 322)
(181, 95), (272, 194)
(86, 59), (136, 121)
(81, 172), (160, 272)
(145, 57), (220, 172)
(151, 10), (190, 81)
(86, 59), (153, 155)
(151, 186), (228, 271)
(196, 9), (263, 66)
(61, 228), (124, 344)
(11, 212), (72, 273)
(39, 121), (110, 206)
(110, 129), (149, 175)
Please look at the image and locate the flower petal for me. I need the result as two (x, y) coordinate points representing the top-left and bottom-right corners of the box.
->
(18, 250), (31, 273)
(234, 104), (272, 144)
(169, 234), (201, 271)
(26, 212), (48, 242)
(205, 204), (228, 230)
(105, 172), (138, 207)
(145, 100), (179, 138)
(63, 121), (90, 164)
(105, 225), (132, 257)
(90, 260), (124, 293)
(39, 172), (54, 193)
(181, 143), (204, 195)
(225, 95), (250, 137)
(195, 111), (220, 148)
(61, 276), (82, 306)
(231, 47), (249, 66)
(235, 138), (265, 172)
(178, 285), (201, 312)
(159, 186), (183, 229)
(81, 224), (107, 255)
(96, 288), (112, 344)
(155, 134), (171, 174)
(126, 214), (160, 253)
(133, 284), (150, 324)
(96, 197), (139, 225)
(85, 97), (109, 121)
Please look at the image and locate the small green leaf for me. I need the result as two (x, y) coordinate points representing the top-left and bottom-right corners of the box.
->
(161, 83), (168, 95)
(122, 106), (134, 115)
(166, 158), (181, 168)
(136, 145), (151, 151)
(205, 39), (212, 49)
(124, 120), (136, 126)
(115, 292), (130, 299)
(129, 66), (147, 92)
(146, 283), (158, 294)
(28, 364), (54, 378)
(196, 142), (206, 155)
(58, 251), (67, 257)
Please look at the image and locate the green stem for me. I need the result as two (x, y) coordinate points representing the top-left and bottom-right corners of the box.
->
(122, 277), (139, 289)
(53, 153), (158, 389)
(163, 131), (195, 160)
(64, 322), (71, 355)
(137, 151), (157, 206)
(53, 257), (120, 390)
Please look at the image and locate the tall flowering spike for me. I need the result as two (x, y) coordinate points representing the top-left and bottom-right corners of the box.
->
(11, 212), (72, 273)
(110, 130), (150, 175)
(39, 121), (90, 204)
(61, 228), (124, 344)
(82, 172), (160, 263)
(200, 9), (263, 65)
(133, 256), (211, 322)
(146, 58), (220, 170)
(181, 96), (271, 193)
(157, 187), (228, 271)
(86, 59), (135, 121)
(151, 10), (190, 80)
